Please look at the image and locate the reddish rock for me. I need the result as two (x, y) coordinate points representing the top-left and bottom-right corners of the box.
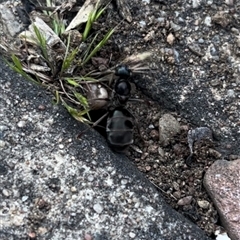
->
(204, 159), (240, 240)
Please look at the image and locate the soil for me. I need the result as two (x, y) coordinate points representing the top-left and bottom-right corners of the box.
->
(125, 93), (219, 238)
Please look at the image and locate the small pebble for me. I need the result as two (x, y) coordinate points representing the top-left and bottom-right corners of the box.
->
(173, 191), (181, 199)
(148, 145), (158, 154)
(38, 227), (48, 235)
(17, 120), (26, 128)
(167, 33), (175, 45)
(84, 233), (93, 240)
(28, 232), (36, 239)
(87, 175), (94, 182)
(145, 165), (151, 171)
(158, 147), (165, 157)
(38, 104), (46, 110)
(93, 203), (103, 214)
(129, 232), (136, 238)
(225, 0), (233, 5)
(22, 196), (29, 202)
(207, 0), (213, 5)
(121, 179), (128, 185)
(0, 140), (6, 148)
(139, 20), (146, 28)
(197, 200), (210, 209)
(227, 89), (235, 98)
(59, 144), (64, 149)
(192, 0), (201, 8)
(177, 196), (193, 205)
(2, 189), (10, 197)
(150, 129), (159, 140)
(144, 30), (155, 42)
(92, 147), (97, 154)
(148, 124), (155, 129)
(0, 125), (8, 131)
(204, 16), (212, 26)
(170, 21), (182, 31)
(71, 186), (77, 193)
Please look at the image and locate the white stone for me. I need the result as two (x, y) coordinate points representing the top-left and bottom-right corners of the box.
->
(0, 140), (6, 148)
(2, 189), (10, 197)
(59, 144), (64, 149)
(204, 16), (212, 26)
(93, 203), (103, 214)
(17, 120), (26, 128)
(129, 232), (136, 238)
(22, 196), (29, 202)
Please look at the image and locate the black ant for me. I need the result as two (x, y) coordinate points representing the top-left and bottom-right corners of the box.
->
(79, 64), (143, 152)
(79, 52), (151, 152)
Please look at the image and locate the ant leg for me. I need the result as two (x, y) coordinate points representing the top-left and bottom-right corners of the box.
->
(77, 112), (109, 138)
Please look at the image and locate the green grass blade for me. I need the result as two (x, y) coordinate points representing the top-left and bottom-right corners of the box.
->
(7, 55), (40, 84)
(62, 99), (91, 123)
(73, 92), (91, 120)
(62, 48), (79, 71)
(44, 0), (52, 15)
(82, 12), (93, 41)
(33, 25), (49, 63)
(82, 0), (107, 41)
(95, 6), (106, 20)
(60, 34), (79, 76)
(11, 54), (23, 71)
(65, 78), (80, 87)
(53, 18), (65, 36)
(82, 33), (99, 62)
(82, 28), (115, 65)
(73, 92), (89, 108)
(55, 90), (60, 104)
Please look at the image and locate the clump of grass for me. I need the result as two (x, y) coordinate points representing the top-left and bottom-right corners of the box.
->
(8, 0), (115, 124)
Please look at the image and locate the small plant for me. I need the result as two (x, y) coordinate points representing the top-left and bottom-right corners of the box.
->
(82, 0), (108, 41)
(7, 0), (116, 124)
(43, 0), (65, 36)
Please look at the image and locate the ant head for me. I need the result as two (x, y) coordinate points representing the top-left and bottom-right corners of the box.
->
(115, 65), (132, 78)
